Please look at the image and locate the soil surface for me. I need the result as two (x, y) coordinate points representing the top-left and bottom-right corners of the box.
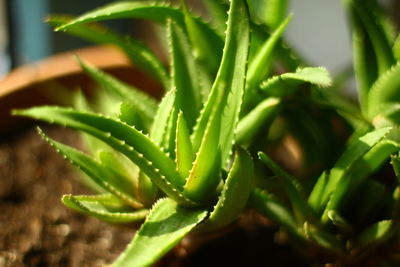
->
(0, 126), (307, 267)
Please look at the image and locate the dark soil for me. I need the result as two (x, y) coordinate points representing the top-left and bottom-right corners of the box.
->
(0, 126), (307, 267)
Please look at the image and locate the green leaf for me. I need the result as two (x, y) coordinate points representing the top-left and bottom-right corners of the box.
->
(309, 127), (391, 214)
(78, 59), (158, 129)
(260, 67), (332, 97)
(367, 62), (400, 121)
(247, 0), (288, 29)
(119, 101), (148, 132)
(204, 147), (253, 231)
(394, 34), (400, 61)
(327, 210), (353, 235)
(258, 152), (312, 223)
(175, 112), (194, 179)
(236, 97), (281, 145)
(192, 0), (250, 165)
(112, 198), (208, 267)
(352, 0), (394, 75)
(249, 188), (303, 241)
(62, 194), (148, 223)
(246, 14), (292, 93)
(203, 0), (228, 37)
(184, 0), (250, 203)
(322, 137), (400, 221)
(180, 0), (221, 74)
(150, 89), (176, 145)
(168, 19), (202, 130)
(184, 106), (222, 203)
(162, 108), (179, 160)
(303, 222), (345, 254)
(48, 16), (169, 88)
(356, 220), (395, 249)
(55, 2), (223, 62)
(391, 153), (400, 183)
(14, 107), (197, 207)
(38, 129), (143, 208)
(344, 0), (395, 112)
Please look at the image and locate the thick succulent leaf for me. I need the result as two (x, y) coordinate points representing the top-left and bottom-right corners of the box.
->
(350, 0), (394, 75)
(260, 67), (332, 97)
(175, 112), (194, 179)
(308, 172), (328, 213)
(247, 0), (288, 29)
(150, 89), (176, 145)
(191, 0), (250, 165)
(184, 0), (250, 203)
(249, 188), (304, 241)
(160, 107), (179, 159)
(112, 198), (208, 267)
(322, 138), (400, 221)
(303, 222), (345, 254)
(14, 107), (198, 207)
(391, 153), (400, 183)
(168, 19), (202, 130)
(180, 0), (221, 74)
(236, 97), (281, 145)
(355, 220), (395, 249)
(48, 16), (169, 88)
(246, 14), (292, 93)
(78, 59), (158, 127)
(119, 102), (148, 132)
(310, 81), (369, 130)
(344, 0), (395, 112)
(258, 152), (312, 223)
(56, 2), (223, 59)
(62, 194), (148, 223)
(394, 34), (400, 61)
(203, 0), (228, 37)
(204, 147), (254, 231)
(351, 25), (378, 112)
(367, 62), (400, 121)
(98, 149), (138, 188)
(184, 107), (222, 203)
(38, 129), (143, 208)
(327, 210), (353, 235)
(309, 127), (391, 214)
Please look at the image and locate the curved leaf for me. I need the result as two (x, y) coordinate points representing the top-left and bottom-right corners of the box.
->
(368, 62), (400, 121)
(236, 97), (281, 145)
(246, 14), (292, 93)
(78, 59), (158, 127)
(309, 127), (392, 214)
(62, 194), (148, 223)
(258, 152), (313, 223)
(184, 0), (250, 203)
(260, 67), (332, 97)
(56, 2), (223, 61)
(113, 198), (208, 267)
(39, 128), (143, 208)
(204, 147), (253, 231)
(168, 19), (202, 130)
(14, 107), (197, 207)
(48, 16), (169, 88)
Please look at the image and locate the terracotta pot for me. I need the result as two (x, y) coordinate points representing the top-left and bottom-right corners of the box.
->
(0, 45), (162, 136)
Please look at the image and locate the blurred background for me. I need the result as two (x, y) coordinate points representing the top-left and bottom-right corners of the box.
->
(0, 0), (398, 78)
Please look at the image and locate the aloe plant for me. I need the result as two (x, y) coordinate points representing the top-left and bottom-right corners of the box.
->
(247, 0), (400, 265)
(12, 0), (400, 265)
(14, 0), (255, 265)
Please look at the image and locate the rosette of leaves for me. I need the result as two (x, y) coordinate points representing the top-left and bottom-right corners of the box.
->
(14, 0), (256, 265)
(13, 0), (340, 265)
(249, 0), (400, 265)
